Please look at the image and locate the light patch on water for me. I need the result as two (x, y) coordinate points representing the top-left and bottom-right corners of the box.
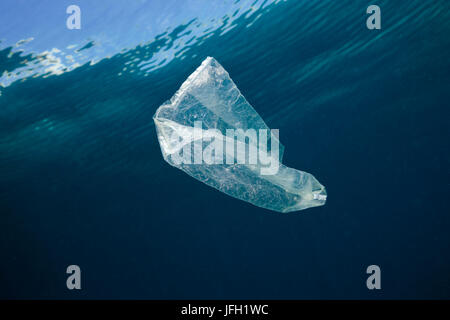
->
(0, 0), (282, 87)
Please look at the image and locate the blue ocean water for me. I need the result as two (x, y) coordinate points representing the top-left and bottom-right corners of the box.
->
(0, 0), (449, 299)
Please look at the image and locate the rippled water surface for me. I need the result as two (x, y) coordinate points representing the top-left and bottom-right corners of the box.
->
(1, 0), (449, 298)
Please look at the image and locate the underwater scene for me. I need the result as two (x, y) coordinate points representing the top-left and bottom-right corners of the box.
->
(1, 0), (449, 299)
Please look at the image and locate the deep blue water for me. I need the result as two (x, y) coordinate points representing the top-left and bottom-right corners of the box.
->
(1, 0), (449, 299)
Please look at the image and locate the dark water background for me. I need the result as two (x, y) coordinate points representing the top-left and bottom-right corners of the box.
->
(1, 0), (449, 299)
